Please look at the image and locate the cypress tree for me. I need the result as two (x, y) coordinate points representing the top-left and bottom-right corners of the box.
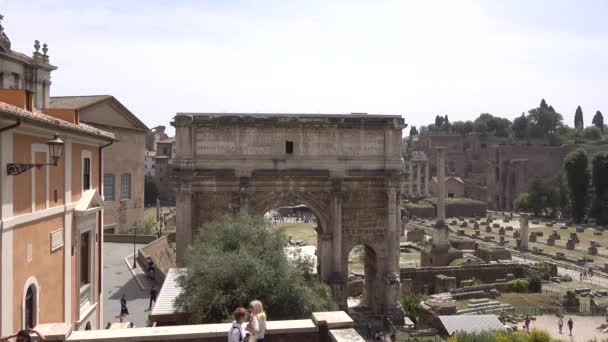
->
(574, 106), (584, 129)
(564, 149), (590, 223)
(592, 111), (604, 130)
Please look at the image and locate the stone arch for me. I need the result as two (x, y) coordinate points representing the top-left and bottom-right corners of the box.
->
(249, 191), (330, 234)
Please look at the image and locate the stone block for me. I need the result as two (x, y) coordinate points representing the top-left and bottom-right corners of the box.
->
(493, 223), (500, 228)
(536, 232), (544, 237)
(485, 226), (492, 233)
(546, 222), (554, 227)
(594, 230), (603, 236)
(512, 231), (520, 239)
(460, 221), (468, 228)
(560, 225), (569, 230)
(499, 236), (506, 245)
(556, 252), (565, 259)
(469, 219), (476, 223)
(503, 218), (510, 223)
(532, 220), (540, 224)
(498, 227), (505, 236)
(457, 229), (465, 236)
(569, 232), (580, 243)
(529, 232), (537, 242)
(506, 226), (513, 231)
(484, 236), (495, 241)
(576, 227), (585, 233)
(474, 223), (480, 230)
(566, 239), (576, 250)
(590, 240), (601, 247)
(546, 237), (555, 246)
(480, 221), (488, 226)
(588, 246), (598, 255)
(451, 220), (458, 225)
(473, 231), (481, 237)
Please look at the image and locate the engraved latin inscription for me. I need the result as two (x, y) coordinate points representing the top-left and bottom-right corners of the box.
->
(196, 128), (235, 154)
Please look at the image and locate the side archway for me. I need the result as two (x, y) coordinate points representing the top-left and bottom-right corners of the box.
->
(22, 276), (40, 329)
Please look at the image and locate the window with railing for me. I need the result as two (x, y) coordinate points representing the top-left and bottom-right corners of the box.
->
(120, 174), (131, 199)
(103, 174), (115, 200)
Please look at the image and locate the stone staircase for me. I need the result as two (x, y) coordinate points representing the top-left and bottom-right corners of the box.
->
(456, 298), (513, 315)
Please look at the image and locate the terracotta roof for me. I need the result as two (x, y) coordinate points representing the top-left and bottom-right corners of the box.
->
(0, 101), (115, 141)
(49, 95), (149, 131)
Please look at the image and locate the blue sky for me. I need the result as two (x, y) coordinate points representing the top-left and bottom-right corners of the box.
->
(1, 0), (607, 135)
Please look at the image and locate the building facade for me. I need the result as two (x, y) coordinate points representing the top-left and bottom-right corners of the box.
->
(49, 96), (148, 232)
(0, 90), (115, 335)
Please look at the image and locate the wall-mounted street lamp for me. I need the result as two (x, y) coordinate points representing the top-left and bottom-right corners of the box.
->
(7, 134), (64, 176)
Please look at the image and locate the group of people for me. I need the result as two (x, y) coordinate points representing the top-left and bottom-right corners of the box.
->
(557, 316), (574, 336)
(229, 300), (267, 342)
(579, 268), (594, 280)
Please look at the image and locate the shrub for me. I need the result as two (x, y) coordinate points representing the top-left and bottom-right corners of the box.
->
(509, 278), (529, 293)
(527, 275), (543, 293)
(528, 328), (551, 342)
(401, 292), (428, 322)
(583, 126), (602, 140)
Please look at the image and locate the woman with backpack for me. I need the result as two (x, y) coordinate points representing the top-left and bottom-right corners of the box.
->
(228, 307), (247, 342)
(246, 300), (267, 342)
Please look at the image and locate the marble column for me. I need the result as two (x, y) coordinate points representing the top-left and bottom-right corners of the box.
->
(238, 177), (250, 213)
(330, 179), (346, 307)
(424, 160), (430, 196)
(408, 161), (413, 195)
(416, 162), (422, 195)
(176, 188), (193, 265)
(520, 214), (529, 251)
(436, 147), (446, 226)
(317, 232), (333, 282)
(384, 179), (402, 309)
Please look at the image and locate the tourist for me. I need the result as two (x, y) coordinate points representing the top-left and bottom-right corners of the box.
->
(558, 316), (563, 334)
(149, 285), (158, 310)
(228, 307), (247, 342)
(524, 315), (531, 331)
(120, 293), (129, 317)
(147, 258), (155, 280)
(567, 317), (573, 336)
(0, 329), (46, 342)
(246, 300), (267, 342)
(589, 267), (594, 278)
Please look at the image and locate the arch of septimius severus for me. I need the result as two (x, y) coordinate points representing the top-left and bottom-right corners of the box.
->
(171, 113), (406, 316)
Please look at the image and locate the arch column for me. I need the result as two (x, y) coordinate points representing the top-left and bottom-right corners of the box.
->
(330, 179), (346, 308)
(176, 187), (193, 265)
(384, 178), (402, 310)
(317, 232), (333, 282)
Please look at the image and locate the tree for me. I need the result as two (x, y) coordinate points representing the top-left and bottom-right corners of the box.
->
(527, 100), (564, 139)
(592, 110), (604, 130)
(473, 113), (512, 138)
(513, 192), (531, 212)
(434, 115), (444, 127)
(144, 176), (159, 206)
(564, 149), (590, 223)
(443, 115), (449, 125)
(409, 126), (418, 136)
(574, 106), (584, 129)
(591, 153), (608, 225)
(512, 113), (529, 139)
(175, 214), (337, 323)
(527, 178), (561, 216)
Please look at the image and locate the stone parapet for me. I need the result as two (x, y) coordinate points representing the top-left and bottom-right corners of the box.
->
(36, 311), (363, 342)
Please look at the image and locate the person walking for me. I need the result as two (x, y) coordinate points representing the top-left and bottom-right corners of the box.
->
(120, 293), (129, 318)
(228, 307), (247, 342)
(567, 317), (573, 336)
(149, 286), (158, 310)
(524, 315), (531, 331)
(246, 300), (267, 342)
(558, 316), (563, 334)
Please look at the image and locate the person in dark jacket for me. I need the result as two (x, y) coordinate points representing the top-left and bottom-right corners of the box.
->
(149, 286), (158, 310)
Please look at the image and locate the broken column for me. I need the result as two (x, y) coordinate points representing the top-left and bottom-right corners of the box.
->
(519, 213), (529, 251)
(433, 147), (449, 249)
(417, 162), (422, 195)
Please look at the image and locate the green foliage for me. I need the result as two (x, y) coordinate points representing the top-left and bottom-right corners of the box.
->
(175, 214), (337, 323)
(583, 126), (602, 140)
(509, 278), (530, 293)
(447, 328), (557, 342)
(527, 100), (564, 139)
(512, 113), (529, 139)
(137, 216), (157, 235)
(401, 292), (428, 322)
(473, 113), (512, 138)
(591, 153), (608, 225)
(513, 192), (531, 213)
(564, 148), (590, 222)
(144, 176), (159, 206)
(575, 106), (584, 129)
(527, 275), (542, 293)
(592, 110), (604, 130)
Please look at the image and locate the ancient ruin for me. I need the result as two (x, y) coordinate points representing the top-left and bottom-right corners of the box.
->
(171, 113), (406, 316)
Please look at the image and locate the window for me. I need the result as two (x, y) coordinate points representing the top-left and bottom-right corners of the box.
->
(104, 174), (115, 200)
(448, 192), (455, 198)
(83, 157), (91, 190)
(286, 141), (294, 154)
(80, 231), (90, 286)
(11, 72), (19, 89)
(120, 174), (131, 199)
(24, 284), (36, 328)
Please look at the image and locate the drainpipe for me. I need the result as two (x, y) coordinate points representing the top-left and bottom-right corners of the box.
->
(98, 140), (113, 303)
(0, 118), (21, 133)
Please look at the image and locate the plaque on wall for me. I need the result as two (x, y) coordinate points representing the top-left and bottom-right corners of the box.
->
(51, 228), (64, 252)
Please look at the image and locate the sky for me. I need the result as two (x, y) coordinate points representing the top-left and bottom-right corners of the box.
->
(1, 0), (607, 135)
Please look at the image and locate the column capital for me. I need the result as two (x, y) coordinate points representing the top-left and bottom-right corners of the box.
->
(385, 176), (401, 192)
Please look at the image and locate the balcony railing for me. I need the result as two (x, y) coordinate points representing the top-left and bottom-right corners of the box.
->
(79, 283), (92, 309)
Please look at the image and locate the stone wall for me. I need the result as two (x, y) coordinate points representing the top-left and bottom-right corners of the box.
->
(400, 263), (524, 293)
